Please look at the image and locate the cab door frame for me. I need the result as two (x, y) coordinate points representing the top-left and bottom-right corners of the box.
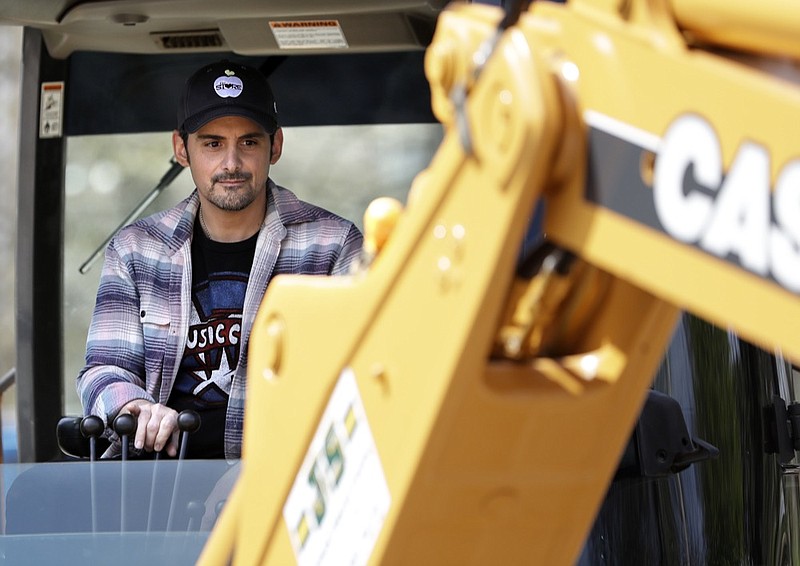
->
(16, 28), (68, 462)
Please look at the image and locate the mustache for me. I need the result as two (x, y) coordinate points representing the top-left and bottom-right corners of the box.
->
(212, 172), (252, 183)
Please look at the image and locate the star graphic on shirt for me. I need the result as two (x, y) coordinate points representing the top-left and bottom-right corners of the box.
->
(190, 347), (234, 403)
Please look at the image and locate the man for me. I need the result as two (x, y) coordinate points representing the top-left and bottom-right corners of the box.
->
(77, 60), (363, 459)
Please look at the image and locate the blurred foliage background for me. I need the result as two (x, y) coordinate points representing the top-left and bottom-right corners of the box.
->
(0, 24), (21, 451)
(0, 27), (21, 378)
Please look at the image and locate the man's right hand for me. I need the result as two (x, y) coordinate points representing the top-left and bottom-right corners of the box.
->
(118, 400), (179, 457)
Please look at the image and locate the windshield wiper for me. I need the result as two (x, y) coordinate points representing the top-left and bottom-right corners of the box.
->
(79, 158), (184, 274)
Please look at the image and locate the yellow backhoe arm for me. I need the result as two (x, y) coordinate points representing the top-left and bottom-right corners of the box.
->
(200, 0), (800, 563)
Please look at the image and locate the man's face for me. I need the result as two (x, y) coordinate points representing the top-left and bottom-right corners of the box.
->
(173, 115), (283, 212)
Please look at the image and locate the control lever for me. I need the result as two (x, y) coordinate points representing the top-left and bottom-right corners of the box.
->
(176, 410), (202, 459)
(113, 413), (137, 531)
(113, 413), (137, 461)
(80, 416), (104, 462)
(167, 410), (201, 530)
(80, 415), (104, 533)
(186, 500), (205, 531)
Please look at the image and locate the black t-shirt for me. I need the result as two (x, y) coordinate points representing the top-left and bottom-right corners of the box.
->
(167, 220), (257, 458)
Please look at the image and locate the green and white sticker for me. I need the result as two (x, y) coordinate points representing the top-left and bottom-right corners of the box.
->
(283, 368), (390, 565)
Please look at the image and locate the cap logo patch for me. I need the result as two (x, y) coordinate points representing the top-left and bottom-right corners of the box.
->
(214, 72), (243, 98)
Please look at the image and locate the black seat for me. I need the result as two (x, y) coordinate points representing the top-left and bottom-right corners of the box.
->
(56, 415), (111, 459)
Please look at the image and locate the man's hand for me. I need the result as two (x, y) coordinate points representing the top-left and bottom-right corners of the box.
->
(119, 400), (179, 457)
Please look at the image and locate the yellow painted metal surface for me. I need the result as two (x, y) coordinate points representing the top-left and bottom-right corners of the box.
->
(199, 0), (800, 563)
(670, 0), (800, 59)
(532, 0), (800, 361)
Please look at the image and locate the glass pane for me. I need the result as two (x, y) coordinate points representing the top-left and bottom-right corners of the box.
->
(63, 123), (443, 415)
(2, 459), (239, 564)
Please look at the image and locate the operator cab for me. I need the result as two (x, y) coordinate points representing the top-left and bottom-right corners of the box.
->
(4, 0), (447, 462)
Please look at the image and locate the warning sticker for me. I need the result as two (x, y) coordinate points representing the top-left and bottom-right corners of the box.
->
(39, 82), (64, 139)
(270, 20), (348, 49)
(283, 368), (390, 565)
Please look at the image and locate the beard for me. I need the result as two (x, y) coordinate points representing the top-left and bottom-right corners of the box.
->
(205, 171), (260, 211)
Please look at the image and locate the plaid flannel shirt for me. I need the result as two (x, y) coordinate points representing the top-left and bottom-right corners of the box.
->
(77, 180), (363, 458)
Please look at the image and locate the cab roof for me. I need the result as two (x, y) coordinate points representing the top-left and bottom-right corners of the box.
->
(0, 0), (448, 58)
(1, 0), (450, 134)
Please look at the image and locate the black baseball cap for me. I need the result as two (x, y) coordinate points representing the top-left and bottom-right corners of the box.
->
(177, 60), (279, 134)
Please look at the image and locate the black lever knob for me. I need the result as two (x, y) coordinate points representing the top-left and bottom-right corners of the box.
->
(80, 415), (105, 439)
(186, 500), (205, 531)
(113, 413), (137, 437)
(215, 499), (226, 517)
(177, 410), (201, 434)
